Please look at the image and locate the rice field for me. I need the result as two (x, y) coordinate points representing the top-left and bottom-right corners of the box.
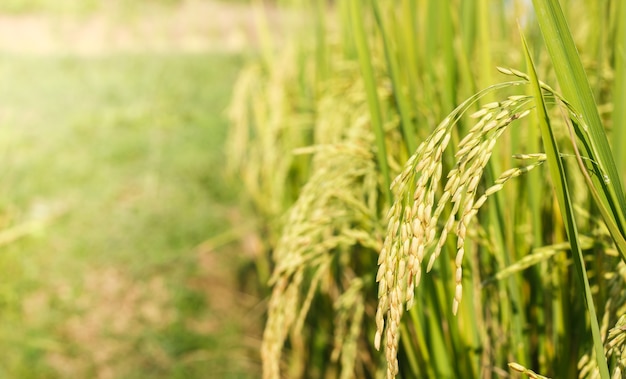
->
(3, 0), (626, 378)
(229, 0), (626, 378)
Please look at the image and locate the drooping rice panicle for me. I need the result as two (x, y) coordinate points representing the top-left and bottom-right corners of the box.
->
(375, 94), (539, 377)
(262, 138), (381, 379)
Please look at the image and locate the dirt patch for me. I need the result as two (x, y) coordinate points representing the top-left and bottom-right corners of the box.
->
(22, 267), (174, 378)
(21, 251), (262, 378)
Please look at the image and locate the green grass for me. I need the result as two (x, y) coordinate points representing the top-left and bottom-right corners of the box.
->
(0, 53), (254, 378)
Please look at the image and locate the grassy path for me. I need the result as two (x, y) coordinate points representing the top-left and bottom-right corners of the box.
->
(0, 53), (256, 378)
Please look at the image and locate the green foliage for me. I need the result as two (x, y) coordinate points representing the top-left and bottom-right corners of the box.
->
(229, 0), (626, 378)
(0, 53), (253, 378)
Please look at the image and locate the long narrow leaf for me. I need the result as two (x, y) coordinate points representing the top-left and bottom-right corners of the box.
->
(372, 1), (417, 153)
(613, 1), (626, 174)
(521, 31), (610, 379)
(531, 0), (626, 256)
(350, 0), (392, 204)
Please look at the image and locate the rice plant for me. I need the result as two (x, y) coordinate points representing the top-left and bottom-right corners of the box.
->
(228, 0), (626, 377)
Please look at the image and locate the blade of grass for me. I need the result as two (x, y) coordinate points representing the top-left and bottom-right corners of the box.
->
(477, 0), (494, 101)
(371, 1), (416, 154)
(313, 0), (329, 83)
(521, 30), (610, 379)
(398, 0), (420, 119)
(252, 0), (274, 70)
(613, 0), (626, 174)
(531, 0), (626, 257)
(350, 0), (391, 204)
(439, 0), (455, 112)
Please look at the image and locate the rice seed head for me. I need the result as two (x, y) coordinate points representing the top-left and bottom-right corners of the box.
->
(482, 120), (499, 133)
(508, 362), (552, 379)
(470, 108), (489, 118)
(260, 140), (382, 378)
(375, 90), (537, 377)
(453, 284), (463, 315)
(495, 109), (509, 120)
(497, 66), (514, 75)
(374, 330), (382, 351)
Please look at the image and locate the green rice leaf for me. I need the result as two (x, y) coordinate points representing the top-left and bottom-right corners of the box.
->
(372, 1), (416, 154)
(350, 0), (392, 204)
(521, 29), (610, 379)
(613, 1), (626, 173)
(531, 0), (626, 258)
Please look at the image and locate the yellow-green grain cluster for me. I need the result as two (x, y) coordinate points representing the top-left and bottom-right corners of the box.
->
(375, 96), (539, 377)
(262, 139), (380, 379)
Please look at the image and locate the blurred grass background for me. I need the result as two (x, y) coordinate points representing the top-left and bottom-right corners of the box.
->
(0, 1), (259, 378)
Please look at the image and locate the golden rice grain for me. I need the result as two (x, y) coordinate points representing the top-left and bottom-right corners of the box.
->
(374, 93), (539, 377)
